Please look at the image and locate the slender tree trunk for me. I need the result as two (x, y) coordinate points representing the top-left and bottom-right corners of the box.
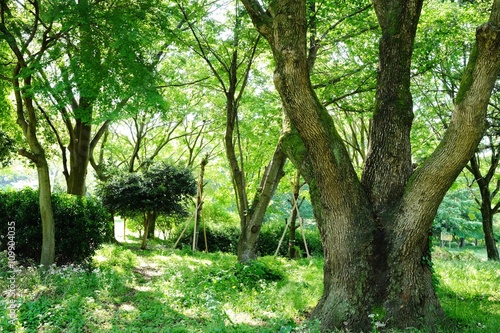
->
(14, 74), (56, 267)
(468, 152), (500, 260)
(1, 2), (56, 267)
(181, 3), (285, 262)
(237, 143), (287, 262)
(483, 213), (499, 260)
(288, 170), (301, 259)
(38, 160), (55, 267)
(480, 191), (500, 260)
(193, 154), (209, 251)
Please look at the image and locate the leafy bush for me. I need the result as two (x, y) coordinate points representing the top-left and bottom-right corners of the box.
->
(233, 258), (286, 290)
(0, 188), (113, 265)
(97, 163), (196, 219)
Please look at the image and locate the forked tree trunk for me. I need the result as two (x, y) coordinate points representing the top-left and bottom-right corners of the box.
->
(181, 5), (286, 262)
(242, 0), (500, 331)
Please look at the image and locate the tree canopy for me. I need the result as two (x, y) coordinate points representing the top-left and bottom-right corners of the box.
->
(1, 0), (500, 331)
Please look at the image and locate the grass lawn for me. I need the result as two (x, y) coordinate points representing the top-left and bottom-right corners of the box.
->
(1, 239), (499, 332)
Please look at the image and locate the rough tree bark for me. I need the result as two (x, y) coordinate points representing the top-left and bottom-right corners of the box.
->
(180, 4), (287, 262)
(241, 0), (500, 331)
(66, 118), (92, 196)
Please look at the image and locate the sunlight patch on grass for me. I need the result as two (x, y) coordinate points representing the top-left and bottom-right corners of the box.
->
(435, 258), (500, 332)
(133, 285), (152, 292)
(224, 307), (265, 326)
(119, 303), (137, 312)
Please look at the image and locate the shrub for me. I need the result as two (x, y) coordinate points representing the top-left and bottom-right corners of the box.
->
(233, 258), (286, 289)
(0, 188), (113, 265)
(170, 220), (323, 257)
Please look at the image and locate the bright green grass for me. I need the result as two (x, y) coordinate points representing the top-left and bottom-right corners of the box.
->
(0, 242), (323, 333)
(1, 242), (499, 332)
(434, 259), (500, 332)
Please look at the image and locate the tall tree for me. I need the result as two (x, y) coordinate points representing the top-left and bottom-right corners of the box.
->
(0, 0), (62, 266)
(241, 0), (500, 331)
(466, 114), (500, 260)
(178, 0), (286, 262)
(32, 0), (168, 195)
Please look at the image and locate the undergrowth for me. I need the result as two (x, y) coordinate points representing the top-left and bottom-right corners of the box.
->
(0, 243), (498, 332)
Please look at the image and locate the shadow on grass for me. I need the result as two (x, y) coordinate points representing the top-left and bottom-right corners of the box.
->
(436, 283), (500, 333)
(91, 240), (286, 332)
(91, 274), (283, 333)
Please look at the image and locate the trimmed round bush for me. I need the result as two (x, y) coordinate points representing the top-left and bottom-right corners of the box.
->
(0, 188), (113, 265)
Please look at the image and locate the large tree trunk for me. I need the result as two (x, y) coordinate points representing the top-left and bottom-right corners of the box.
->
(64, 0), (101, 196)
(260, 1), (375, 327)
(362, 0), (443, 327)
(66, 119), (92, 196)
(242, 0), (500, 331)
